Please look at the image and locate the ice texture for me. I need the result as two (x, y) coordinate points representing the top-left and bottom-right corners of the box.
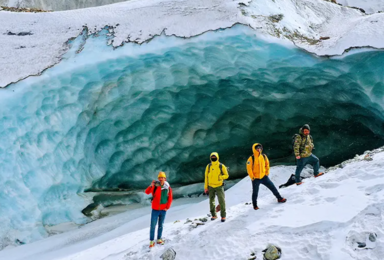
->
(1, 25), (384, 246)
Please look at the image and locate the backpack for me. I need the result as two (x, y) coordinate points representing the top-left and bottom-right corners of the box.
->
(291, 134), (313, 154)
(208, 163), (227, 186)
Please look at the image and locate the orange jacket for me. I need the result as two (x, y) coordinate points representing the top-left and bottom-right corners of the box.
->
(246, 143), (270, 180)
(145, 182), (173, 211)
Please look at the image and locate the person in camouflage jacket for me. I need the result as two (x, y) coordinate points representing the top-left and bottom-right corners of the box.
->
(294, 124), (324, 185)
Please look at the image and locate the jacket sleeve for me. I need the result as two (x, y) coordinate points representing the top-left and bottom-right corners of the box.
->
(204, 165), (209, 190)
(294, 135), (302, 157)
(264, 155), (270, 176)
(219, 164), (229, 180)
(165, 187), (173, 210)
(145, 185), (154, 195)
(246, 156), (254, 180)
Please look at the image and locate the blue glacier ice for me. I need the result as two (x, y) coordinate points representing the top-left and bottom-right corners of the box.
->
(0, 25), (384, 246)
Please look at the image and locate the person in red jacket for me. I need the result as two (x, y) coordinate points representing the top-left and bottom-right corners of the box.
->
(145, 171), (173, 248)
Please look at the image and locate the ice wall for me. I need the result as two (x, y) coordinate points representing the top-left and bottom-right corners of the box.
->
(1, 25), (384, 246)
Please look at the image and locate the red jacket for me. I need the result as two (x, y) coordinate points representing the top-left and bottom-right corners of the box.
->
(145, 184), (173, 211)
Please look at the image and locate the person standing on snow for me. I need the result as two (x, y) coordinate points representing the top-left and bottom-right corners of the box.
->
(293, 124), (324, 185)
(204, 152), (229, 222)
(145, 171), (173, 248)
(247, 143), (287, 210)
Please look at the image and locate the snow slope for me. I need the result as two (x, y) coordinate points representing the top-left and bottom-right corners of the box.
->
(337, 0), (384, 14)
(1, 0), (384, 87)
(2, 148), (383, 260)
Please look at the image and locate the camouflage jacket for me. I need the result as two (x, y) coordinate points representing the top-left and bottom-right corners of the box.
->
(294, 133), (314, 158)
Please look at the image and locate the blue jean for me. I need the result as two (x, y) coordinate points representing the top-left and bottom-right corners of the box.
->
(150, 209), (167, 241)
(295, 154), (320, 183)
(252, 175), (282, 208)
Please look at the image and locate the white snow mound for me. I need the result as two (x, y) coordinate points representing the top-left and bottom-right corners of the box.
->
(1, 0), (384, 87)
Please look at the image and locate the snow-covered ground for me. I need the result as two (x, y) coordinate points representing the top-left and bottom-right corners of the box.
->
(1, 148), (383, 260)
(0, 0), (131, 11)
(1, 0), (384, 88)
(337, 0), (384, 14)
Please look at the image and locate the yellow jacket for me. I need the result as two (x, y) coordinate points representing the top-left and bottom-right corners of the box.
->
(204, 152), (229, 189)
(246, 143), (270, 180)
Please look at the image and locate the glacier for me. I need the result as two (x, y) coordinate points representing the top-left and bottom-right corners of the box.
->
(0, 0), (131, 11)
(1, 24), (384, 247)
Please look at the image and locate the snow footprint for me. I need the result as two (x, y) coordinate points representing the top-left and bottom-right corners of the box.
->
(324, 197), (337, 203)
(365, 184), (384, 195)
(318, 183), (339, 189)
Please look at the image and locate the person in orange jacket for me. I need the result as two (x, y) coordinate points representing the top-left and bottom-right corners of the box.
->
(246, 143), (286, 210)
(145, 171), (173, 248)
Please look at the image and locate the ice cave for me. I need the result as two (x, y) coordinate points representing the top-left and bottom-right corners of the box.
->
(1, 25), (384, 246)
(1, 1), (384, 258)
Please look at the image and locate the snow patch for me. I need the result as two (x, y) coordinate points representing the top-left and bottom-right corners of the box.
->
(2, 146), (384, 259)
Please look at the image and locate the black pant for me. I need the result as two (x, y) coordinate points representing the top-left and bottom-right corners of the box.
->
(252, 175), (282, 208)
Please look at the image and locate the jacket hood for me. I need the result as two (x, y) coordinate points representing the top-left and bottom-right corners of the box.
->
(252, 143), (263, 155)
(161, 181), (170, 190)
(210, 152), (219, 162)
(299, 124), (310, 134)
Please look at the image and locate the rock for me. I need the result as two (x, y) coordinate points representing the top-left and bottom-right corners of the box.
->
(263, 244), (282, 260)
(184, 218), (192, 224)
(248, 252), (257, 259)
(0, 6), (51, 12)
(357, 242), (366, 248)
(81, 202), (104, 219)
(160, 248), (176, 260)
(369, 233), (377, 242)
(269, 14), (284, 23)
(199, 217), (208, 222)
(320, 36), (330, 40)
(15, 239), (25, 245)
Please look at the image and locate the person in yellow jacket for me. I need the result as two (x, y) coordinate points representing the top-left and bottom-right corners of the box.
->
(247, 143), (286, 210)
(204, 152), (229, 222)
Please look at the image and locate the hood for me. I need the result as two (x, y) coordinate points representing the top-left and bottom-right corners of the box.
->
(299, 124), (310, 134)
(161, 181), (170, 190)
(252, 143), (263, 155)
(210, 152), (219, 162)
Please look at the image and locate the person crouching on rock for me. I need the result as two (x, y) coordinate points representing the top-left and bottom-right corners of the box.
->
(246, 143), (287, 210)
(204, 152), (229, 222)
(145, 171), (173, 248)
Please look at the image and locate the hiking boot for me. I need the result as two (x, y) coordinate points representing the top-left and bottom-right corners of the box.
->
(221, 218), (226, 222)
(211, 216), (218, 221)
(156, 239), (165, 245)
(296, 182), (303, 186)
(277, 198), (287, 203)
(149, 241), (155, 248)
(254, 206), (259, 210)
(315, 172), (324, 178)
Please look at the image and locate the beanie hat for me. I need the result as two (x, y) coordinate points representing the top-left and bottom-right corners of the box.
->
(302, 124), (310, 131)
(158, 171), (166, 178)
